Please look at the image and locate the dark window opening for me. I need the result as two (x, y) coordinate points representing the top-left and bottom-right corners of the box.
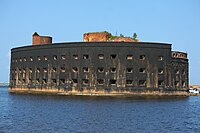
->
(43, 68), (47, 73)
(109, 79), (116, 85)
(127, 55), (133, 60)
(53, 67), (57, 72)
(61, 55), (66, 60)
(83, 67), (89, 72)
(22, 69), (26, 73)
(158, 68), (164, 74)
(44, 56), (48, 60)
(82, 79), (89, 85)
(175, 69), (179, 74)
(182, 81), (186, 87)
(52, 79), (56, 84)
(175, 81), (179, 87)
(98, 54), (104, 60)
(140, 55), (146, 60)
(53, 55), (57, 60)
(139, 80), (146, 86)
(43, 79), (47, 84)
(29, 68), (32, 73)
(98, 67), (104, 73)
(158, 56), (164, 61)
(36, 68), (40, 73)
(30, 57), (33, 62)
(97, 79), (104, 85)
(61, 67), (65, 72)
(37, 56), (41, 61)
(127, 68), (133, 73)
(72, 79), (78, 84)
(83, 55), (89, 59)
(126, 80), (133, 86)
(110, 54), (117, 59)
(158, 80), (164, 86)
(60, 79), (65, 84)
(72, 67), (78, 73)
(15, 58), (18, 62)
(19, 69), (22, 73)
(182, 70), (186, 75)
(36, 79), (40, 84)
(73, 55), (78, 60)
(110, 67), (116, 73)
(139, 68), (146, 73)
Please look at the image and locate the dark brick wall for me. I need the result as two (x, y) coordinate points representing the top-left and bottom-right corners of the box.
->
(10, 42), (189, 92)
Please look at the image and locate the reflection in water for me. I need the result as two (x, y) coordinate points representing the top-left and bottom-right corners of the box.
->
(0, 87), (200, 132)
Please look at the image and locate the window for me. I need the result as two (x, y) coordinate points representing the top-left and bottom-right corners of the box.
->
(97, 79), (104, 85)
(182, 70), (186, 75)
(43, 68), (47, 73)
(44, 56), (48, 61)
(139, 80), (146, 86)
(43, 79), (47, 84)
(82, 79), (89, 85)
(15, 58), (18, 62)
(182, 81), (186, 87)
(98, 54), (104, 60)
(126, 80), (133, 86)
(52, 79), (56, 84)
(139, 68), (146, 73)
(140, 55), (146, 60)
(73, 55), (78, 60)
(72, 79), (78, 84)
(83, 67), (89, 72)
(110, 67), (116, 73)
(175, 81), (179, 87)
(126, 68), (133, 73)
(36, 68), (40, 73)
(60, 79), (65, 84)
(110, 54), (117, 59)
(83, 55), (89, 59)
(72, 67), (78, 73)
(158, 80), (164, 86)
(36, 79), (40, 84)
(127, 55), (133, 60)
(158, 68), (164, 74)
(37, 56), (41, 61)
(175, 69), (179, 74)
(19, 69), (22, 73)
(19, 58), (22, 62)
(24, 57), (26, 62)
(97, 67), (104, 73)
(29, 68), (32, 73)
(53, 55), (57, 60)
(61, 55), (66, 60)
(53, 67), (57, 72)
(158, 56), (164, 61)
(109, 79), (116, 85)
(22, 69), (26, 73)
(61, 67), (65, 72)
(30, 57), (33, 62)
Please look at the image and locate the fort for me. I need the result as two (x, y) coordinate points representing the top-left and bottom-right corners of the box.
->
(9, 31), (189, 96)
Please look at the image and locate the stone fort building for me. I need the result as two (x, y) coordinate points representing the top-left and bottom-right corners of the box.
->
(9, 32), (189, 95)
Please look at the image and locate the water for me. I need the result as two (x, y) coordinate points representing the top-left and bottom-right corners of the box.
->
(0, 87), (200, 133)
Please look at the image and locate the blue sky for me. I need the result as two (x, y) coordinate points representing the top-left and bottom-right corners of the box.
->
(0, 0), (200, 84)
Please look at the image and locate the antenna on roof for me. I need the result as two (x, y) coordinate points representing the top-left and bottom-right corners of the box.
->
(116, 30), (118, 36)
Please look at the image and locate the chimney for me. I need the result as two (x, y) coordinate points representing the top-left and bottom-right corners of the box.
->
(32, 32), (52, 45)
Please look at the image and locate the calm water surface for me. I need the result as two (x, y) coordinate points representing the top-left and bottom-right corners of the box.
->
(0, 87), (200, 133)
